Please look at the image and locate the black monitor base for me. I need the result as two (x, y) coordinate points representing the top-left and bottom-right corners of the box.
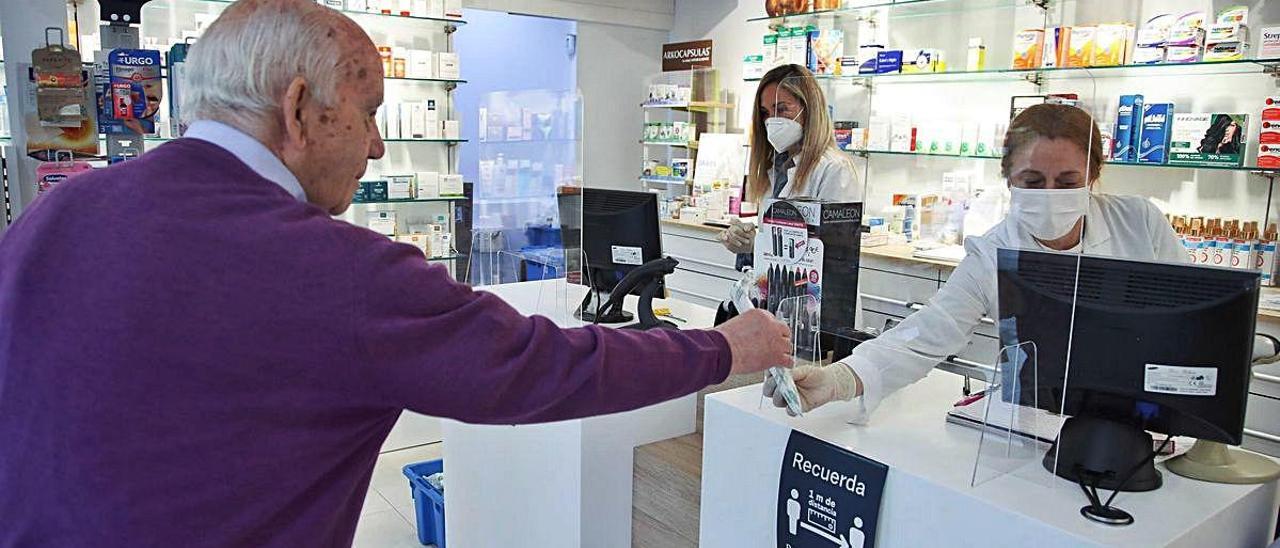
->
(1045, 415), (1162, 527)
(575, 290), (632, 324)
(578, 257), (680, 331)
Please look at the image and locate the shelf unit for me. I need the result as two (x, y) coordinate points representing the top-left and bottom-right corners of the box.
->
(640, 68), (733, 205)
(741, 0), (1280, 240)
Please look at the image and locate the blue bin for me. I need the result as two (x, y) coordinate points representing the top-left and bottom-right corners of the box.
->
(402, 460), (445, 547)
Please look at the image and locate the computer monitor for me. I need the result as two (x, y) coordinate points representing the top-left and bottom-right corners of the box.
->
(558, 188), (668, 325)
(997, 248), (1258, 502)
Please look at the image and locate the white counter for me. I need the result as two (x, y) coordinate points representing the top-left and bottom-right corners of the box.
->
(700, 371), (1280, 547)
(443, 279), (719, 548)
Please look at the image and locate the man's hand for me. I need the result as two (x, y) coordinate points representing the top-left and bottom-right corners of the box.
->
(715, 309), (791, 376)
(763, 364), (862, 415)
(719, 219), (757, 255)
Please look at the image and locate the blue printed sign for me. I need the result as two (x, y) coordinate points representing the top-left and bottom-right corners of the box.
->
(777, 431), (888, 548)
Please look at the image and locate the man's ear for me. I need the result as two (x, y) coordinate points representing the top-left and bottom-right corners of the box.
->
(281, 76), (310, 148)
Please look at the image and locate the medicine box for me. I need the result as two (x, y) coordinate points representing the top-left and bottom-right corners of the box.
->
(753, 198), (862, 338)
(1204, 42), (1247, 62)
(361, 180), (390, 202)
(415, 172), (440, 197)
(1113, 94), (1144, 162)
(388, 175), (415, 200)
(1012, 29), (1044, 69)
(1137, 103), (1173, 164)
(1165, 46), (1202, 63)
(437, 52), (460, 80)
(369, 210), (398, 236)
(439, 174), (464, 196)
(444, 120), (460, 140)
(875, 50), (903, 73)
(1041, 27), (1068, 68)
(1167, 112), (1248, 168)
(1092, 23), (1134, 66)
(1065, 26), (1097, 67)
(1262, 27), (1280, 58)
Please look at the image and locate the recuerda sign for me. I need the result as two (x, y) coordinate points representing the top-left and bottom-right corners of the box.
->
(662, 40), (713, 72)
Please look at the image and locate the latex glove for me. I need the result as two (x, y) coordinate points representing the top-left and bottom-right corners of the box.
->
(763, 363), (862, 415)
(719, 219), (756, 254)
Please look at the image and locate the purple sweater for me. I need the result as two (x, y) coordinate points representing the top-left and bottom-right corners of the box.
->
(0, 139), (731, 547)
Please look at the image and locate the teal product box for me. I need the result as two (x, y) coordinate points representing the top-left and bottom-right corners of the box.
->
(100, 48), (163, 135)
(1112, 94), (1144, 162)
(1168, 113), (1248, 168)
(875, 50), (903, 73)
(355, 180), (389, 203)
(1137, 103), (1174, 164)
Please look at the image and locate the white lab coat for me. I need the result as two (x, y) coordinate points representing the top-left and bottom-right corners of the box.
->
(767, 148), (861, 203)
(836, 192), (1186, 423)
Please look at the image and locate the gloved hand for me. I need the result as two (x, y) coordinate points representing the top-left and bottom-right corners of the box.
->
(763, 363), (862, 415)
(719, 220), (756, 254)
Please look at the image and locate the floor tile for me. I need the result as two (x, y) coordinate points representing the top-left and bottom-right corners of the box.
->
(352, 509), (423, 548)
(361, 486), (393, 516)
(370, 443), (444, 499)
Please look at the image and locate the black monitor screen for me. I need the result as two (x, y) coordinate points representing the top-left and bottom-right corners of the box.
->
(997, 248), (1259, 444)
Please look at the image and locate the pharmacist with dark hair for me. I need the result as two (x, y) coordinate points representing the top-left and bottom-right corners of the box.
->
(719, 63), (861, 270)
(0, 1), (794, 546)
(764, 103), (1280, 418)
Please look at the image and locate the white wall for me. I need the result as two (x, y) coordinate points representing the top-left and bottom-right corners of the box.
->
(576, 20), (667, 190)
(672, 0), (1280, 229)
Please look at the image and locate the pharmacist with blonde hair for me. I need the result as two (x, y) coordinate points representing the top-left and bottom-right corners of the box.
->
(719, 63), (861, 268)
(764, 103), (1280, 419)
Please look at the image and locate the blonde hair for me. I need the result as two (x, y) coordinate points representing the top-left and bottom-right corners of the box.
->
(747, 64), (844, 203)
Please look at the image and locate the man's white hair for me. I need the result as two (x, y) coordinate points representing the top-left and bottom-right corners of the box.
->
(181, 0), (345, 131)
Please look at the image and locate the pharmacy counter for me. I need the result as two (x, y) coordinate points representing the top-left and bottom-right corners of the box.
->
(700, 371), (1280, 547)
(443, 279), (719, 548)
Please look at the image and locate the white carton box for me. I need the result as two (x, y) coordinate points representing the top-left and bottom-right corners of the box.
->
(437, 52), (460, 79)
(440, 174), (464, 195)
(444, 120), (460, 140)
(369, 210), (398, 236)
(415, 171), (440, 197)
(388, 175), (415, 200)
(409, 50), (434, 79)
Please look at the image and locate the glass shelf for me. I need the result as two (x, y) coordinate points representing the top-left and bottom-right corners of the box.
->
(383, 139), (468, 143)
(640, 176), (691, 185)
(427, 255), (461, 261)
(353, 196), (467, 205)
(386, 76), (467, 85)
(846, 149), (1280, 174)
(145, 0), (467, 25)
(747, 0), (1023, 24)
(746, 58), (1280, 83)
(641, 141), (698, 149)
(642, 101), (734, 111)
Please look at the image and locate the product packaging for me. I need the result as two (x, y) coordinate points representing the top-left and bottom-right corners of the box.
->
(1167, 11), (1207, 48)
(875, 50), (903, 73)
(399, 102), (415, 138)
(1113, 94), (1144, 162)
(753, 198), (862, 337)
(410, 50), (434, 79)
(1216, 6), (1249, 25)
(1262, 27), (1280, 58)
(833, 121), (858, 151)
(1012, 29), (1044, 69)
(440, 174), (464, 195)
(857, 44), (884, 74)
(388, 175), (415, 200)
(1065, 26), (1097, 67)
(1165, 45), (1202, 63)
(102, 48), (163, 135)
(763, 33), (779, 66)
(907, 48), (943, 73)
(384, 103), (401, 139)
(1168, 112), (1249, 167)
(437, 52), (460, 79)
(743, 54), (765, 79)
(889, 113), (915, 152)
(1092, 23), (1134, 66)
(444, 0), (462, 18)
(808, 29), (843, 75)
(966, 37), (986, 71)
(167, 42), (191, 138)
(1137, 103), (1174, 164)
(415, 172), (440, 197)
(356, 180), (389, 202)
(795, 26), (815, 66)
(1258, 96), (1280, 169)
(1206, 23), (1248, 45)
(444, 120), (460, 140)
(35, 157), (93, 194)
(369, 211), (398, 236)
(396, 233), (432, 257)
(1204, 42), (1247, 62)
(1041, 26), (1068, 68)
(424, 100), (441, 139)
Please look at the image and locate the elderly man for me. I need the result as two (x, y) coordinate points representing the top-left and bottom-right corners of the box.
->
(0, 1), (791, 545)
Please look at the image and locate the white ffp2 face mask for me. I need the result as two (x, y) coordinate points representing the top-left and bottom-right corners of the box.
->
(1008, 187), (1090, 242)
(765, 116), (804, 154)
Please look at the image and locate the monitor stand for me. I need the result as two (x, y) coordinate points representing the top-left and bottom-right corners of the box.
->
(575, 289), (632, 324)
(1042, 415), (1162, 526)
(1165, 440), (1280, 484)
